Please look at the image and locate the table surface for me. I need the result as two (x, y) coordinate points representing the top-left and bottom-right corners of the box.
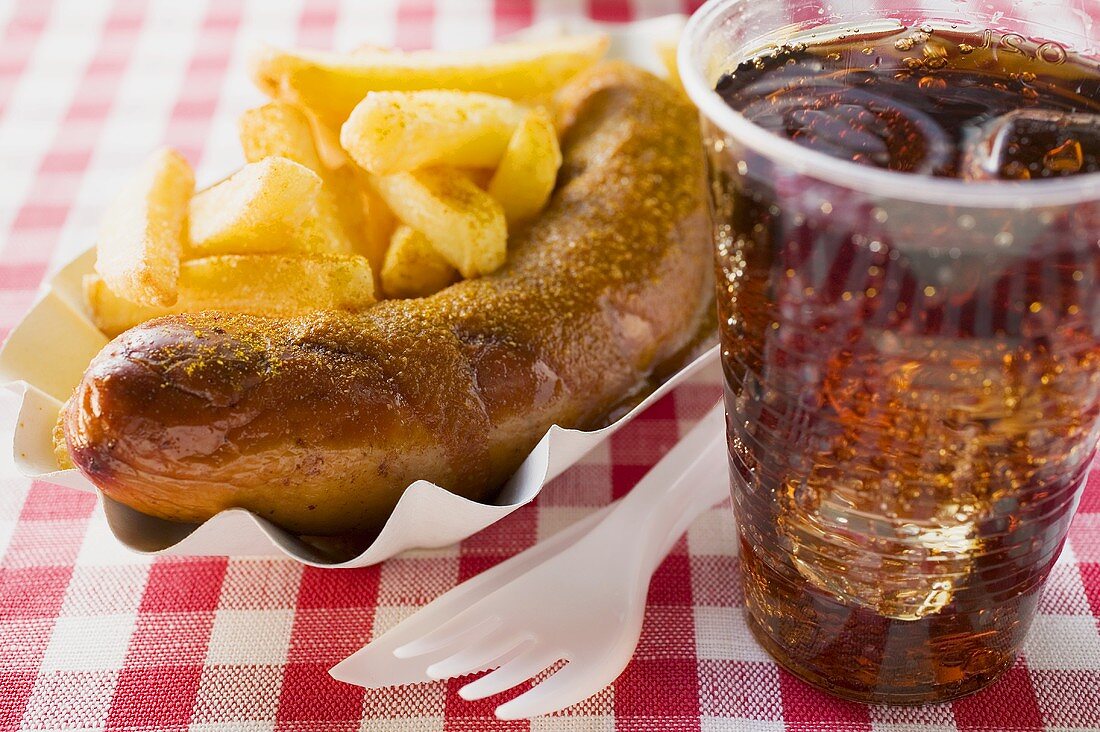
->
(2, 1), (1100, 730)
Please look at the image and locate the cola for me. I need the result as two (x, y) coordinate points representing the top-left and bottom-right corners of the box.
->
(707, 23), (1100, 703)
(716, 25), (1100, 178)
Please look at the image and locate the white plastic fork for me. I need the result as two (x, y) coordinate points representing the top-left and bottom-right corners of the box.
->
(331, 401), (729, 720)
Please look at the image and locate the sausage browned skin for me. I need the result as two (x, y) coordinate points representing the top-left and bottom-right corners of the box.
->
(60, 62), (713, 536)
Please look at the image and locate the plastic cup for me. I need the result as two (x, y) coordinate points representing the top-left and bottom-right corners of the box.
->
(680, 0), (1100, 704)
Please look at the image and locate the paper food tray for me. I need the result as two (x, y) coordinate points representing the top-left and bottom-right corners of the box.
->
(0, 15), (718, 568)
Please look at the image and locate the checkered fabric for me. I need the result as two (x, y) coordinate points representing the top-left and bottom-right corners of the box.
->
(1, 1), (1099, 730)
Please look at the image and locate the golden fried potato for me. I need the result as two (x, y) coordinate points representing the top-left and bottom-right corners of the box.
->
(655, 38), (684, 93)
(488, 109), (562, 224)
(188, 157), (322, 255)
(238, 102), (324, 170)
(249, 34), (609, 128)
(341, 90), (525, 174)
(351, 43), (391, 55)
(370, 168), (507, 278)
(85, 253), (375, 336)
(381, 225), (458, 299)
(245, 100), (352, 171)
(460, 167), (495, 189)
(84, 275), (170, 337)
(358, 178), (396, 278)
(290, 212), (353, 253)
(238, 103), (356, 254)
(95, 148), (194, 307)
(303, 109), (351, 169)
(179, 252), (374, 310)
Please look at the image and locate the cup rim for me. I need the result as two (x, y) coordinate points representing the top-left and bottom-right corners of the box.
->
(677, 0), (1100, 209)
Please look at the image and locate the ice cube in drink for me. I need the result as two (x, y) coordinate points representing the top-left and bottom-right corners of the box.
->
(961, 109), (1100, 180)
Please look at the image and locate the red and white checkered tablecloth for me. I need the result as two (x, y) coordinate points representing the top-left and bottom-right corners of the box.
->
(1, 1), (1099, 730)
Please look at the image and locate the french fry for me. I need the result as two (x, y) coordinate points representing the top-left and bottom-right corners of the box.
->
(290, 212), (353, 253)
(460, 167), (495, 189)
(488, 109), (562, 224)
(249, 34), (609, 128)
(238, 102), (324, 170)
(243, 100), (349, 169)
(84, 275), (172, 337)
(95, 148), (193, 307)
(322, 164), (377, 257)
(655, 37), (685, 94)
(381, 225), (458, 299)
(189, 157), (322, 255)
(179, 252), (374, 311)
(351, 43), (392, 55)
(85, 253), (375, 336)
(341, 91), (525, 174)
(304, 109), (354, 169)
(370, 168), (507, 278)
(359, 178), (396, 279)
(238, 103), (356, 254)
(295, 111), (380, 268)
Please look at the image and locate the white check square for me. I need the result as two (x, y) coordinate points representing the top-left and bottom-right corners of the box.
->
(695, 606), (772, 663)
(205, 609), (295, 666)
(40, 613), (136, 672)
(1024, 614), (1100, 670)
(687, 504), (737, 557)
(701, 717), (784, 732)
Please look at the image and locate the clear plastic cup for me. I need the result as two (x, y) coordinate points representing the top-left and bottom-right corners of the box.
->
(679, 0), (1100, 704)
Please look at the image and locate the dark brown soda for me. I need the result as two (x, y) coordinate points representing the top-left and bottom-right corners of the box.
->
(716, 25), (1100, 179)
(708, 24), (1100, 703)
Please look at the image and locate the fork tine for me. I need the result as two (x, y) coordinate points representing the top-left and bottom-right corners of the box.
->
(494, 662), (601, 720)
(392, 612), (499, 660)
(426, 634), (533, 680)
(458, 647), (563, 701)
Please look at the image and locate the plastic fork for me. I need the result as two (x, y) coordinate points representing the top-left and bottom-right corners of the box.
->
(331, 401), (729, 719)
